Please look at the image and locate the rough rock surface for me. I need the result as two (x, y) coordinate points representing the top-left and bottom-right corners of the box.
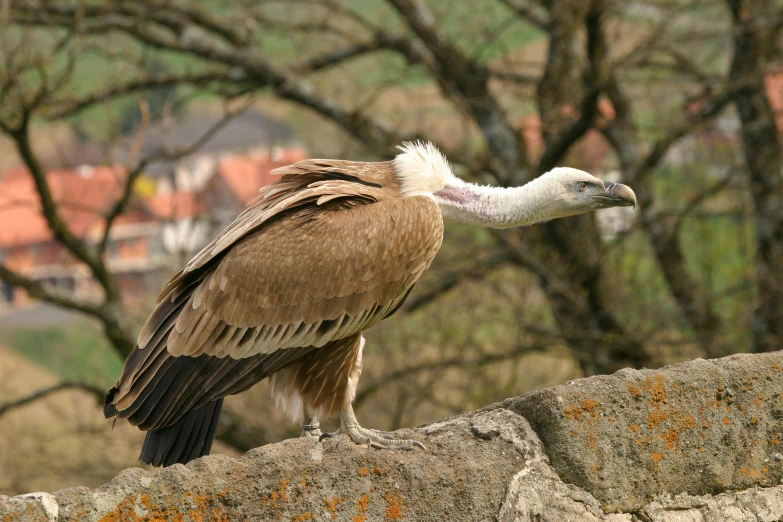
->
(501, 351), (783, 511)
(1, 352), (782, 521)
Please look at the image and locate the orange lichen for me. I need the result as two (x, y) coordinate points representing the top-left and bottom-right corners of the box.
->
(629, 385), (641, 398)
(629, 424), (640, 433)
(385, 492), (405, 520)
(647, 410), (669, 429)
(262, 481), (293, 511)
(740, 466), (760, 478)
(723, 417), (731, 425)
(651, 453), (663, 470)
(359, 467), (369, 476)
(663, 429), (679, 450)
(97, 497), (144, 522)
(643, 375), (667, 406)
(563, 399), (601, 422)
(98, 491), (239, 522)
(353, 494), (371, 522)
(324, 496), (344, 519)
(292, 514), (316, 522)
(189, 493), (235, 522)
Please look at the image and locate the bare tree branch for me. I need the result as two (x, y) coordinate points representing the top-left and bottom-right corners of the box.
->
(355, 342), (548, 407)
(46, 70), (238, 120)
(403, 252), (510, 313)
(600, 72), (742, 356)
(498, 0), (550, 30)
(0, 382), (105, 418)
(9, 116), (120, 301)
(0, 264), (103, 318)
(386, 0), (528, 176)
(11, 4), (410, 154)
(97, 97), (253, 255)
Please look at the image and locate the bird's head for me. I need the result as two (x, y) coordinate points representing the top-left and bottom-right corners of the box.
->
(394, 141), (636, 228)
(540, 167), (636, 218)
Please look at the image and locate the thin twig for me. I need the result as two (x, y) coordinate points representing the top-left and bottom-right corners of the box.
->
(0, 382), (105, 418)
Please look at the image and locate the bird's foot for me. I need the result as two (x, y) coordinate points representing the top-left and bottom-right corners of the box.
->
(318, 404), (425, 450)
(300, 421), (322, 439)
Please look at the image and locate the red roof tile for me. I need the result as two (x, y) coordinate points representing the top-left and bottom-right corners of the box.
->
(145, 190), (204, 220)
(0, 148), (310, 250)
(217, 148), (308, 204)
(0, 166), (124, 248)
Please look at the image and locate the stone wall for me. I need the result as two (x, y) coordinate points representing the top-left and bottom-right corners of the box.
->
(2, 351), (783, 521)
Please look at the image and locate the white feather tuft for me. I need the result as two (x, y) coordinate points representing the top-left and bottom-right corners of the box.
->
(268, 368), (303, 422)
(393, 141), (463, 197)
(344, 336), (365, 405)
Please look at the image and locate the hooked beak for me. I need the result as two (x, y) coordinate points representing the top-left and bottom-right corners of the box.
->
(594, 181), (637, 209)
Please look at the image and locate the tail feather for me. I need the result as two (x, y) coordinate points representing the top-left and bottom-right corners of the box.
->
(139, 399), (223, 467)
(104, 387), (118, 418)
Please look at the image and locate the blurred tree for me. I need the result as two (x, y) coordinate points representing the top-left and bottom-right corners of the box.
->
(116, 59), (181, 136)
(726, 0), (783, 353)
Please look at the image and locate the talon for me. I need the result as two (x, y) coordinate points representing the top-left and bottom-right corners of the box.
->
(409, 440), (426, 450)
(319, 431), (339, 442)
(323, 405), (428, 451)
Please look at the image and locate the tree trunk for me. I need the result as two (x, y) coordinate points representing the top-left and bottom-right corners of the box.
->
(529, 0), (651, 374)
(727, 0), (783, 353)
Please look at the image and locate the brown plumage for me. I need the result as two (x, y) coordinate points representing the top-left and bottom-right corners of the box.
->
(105, 141), (637, 467)
(105, 158), (443, 466)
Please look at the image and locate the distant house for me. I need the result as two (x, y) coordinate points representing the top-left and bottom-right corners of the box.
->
(115, 110), (296, 183)
(0, 147), (307, 310)
(0, 165), (149, 308)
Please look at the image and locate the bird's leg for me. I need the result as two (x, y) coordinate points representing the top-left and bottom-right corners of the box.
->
(319, 402), (425, 450)
(300, 404), (322, 439)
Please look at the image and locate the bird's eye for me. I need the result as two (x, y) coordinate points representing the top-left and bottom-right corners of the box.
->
(577, 182), (588, 191)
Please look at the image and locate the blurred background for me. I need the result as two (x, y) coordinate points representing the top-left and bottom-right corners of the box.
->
(0, 0), (781, 495)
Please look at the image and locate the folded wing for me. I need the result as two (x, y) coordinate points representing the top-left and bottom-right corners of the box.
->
(105, 160), (443, 433)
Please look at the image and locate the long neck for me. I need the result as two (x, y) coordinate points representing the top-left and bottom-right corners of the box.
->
(433, 177), (564, 229)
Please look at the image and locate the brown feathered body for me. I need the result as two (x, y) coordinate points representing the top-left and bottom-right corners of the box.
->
(104, 159), (444, 466)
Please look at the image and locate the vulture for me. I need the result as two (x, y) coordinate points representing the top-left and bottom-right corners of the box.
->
(104, 141), (636, 467)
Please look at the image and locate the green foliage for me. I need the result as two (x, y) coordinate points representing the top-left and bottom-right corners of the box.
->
(3, 324), (123, 387)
